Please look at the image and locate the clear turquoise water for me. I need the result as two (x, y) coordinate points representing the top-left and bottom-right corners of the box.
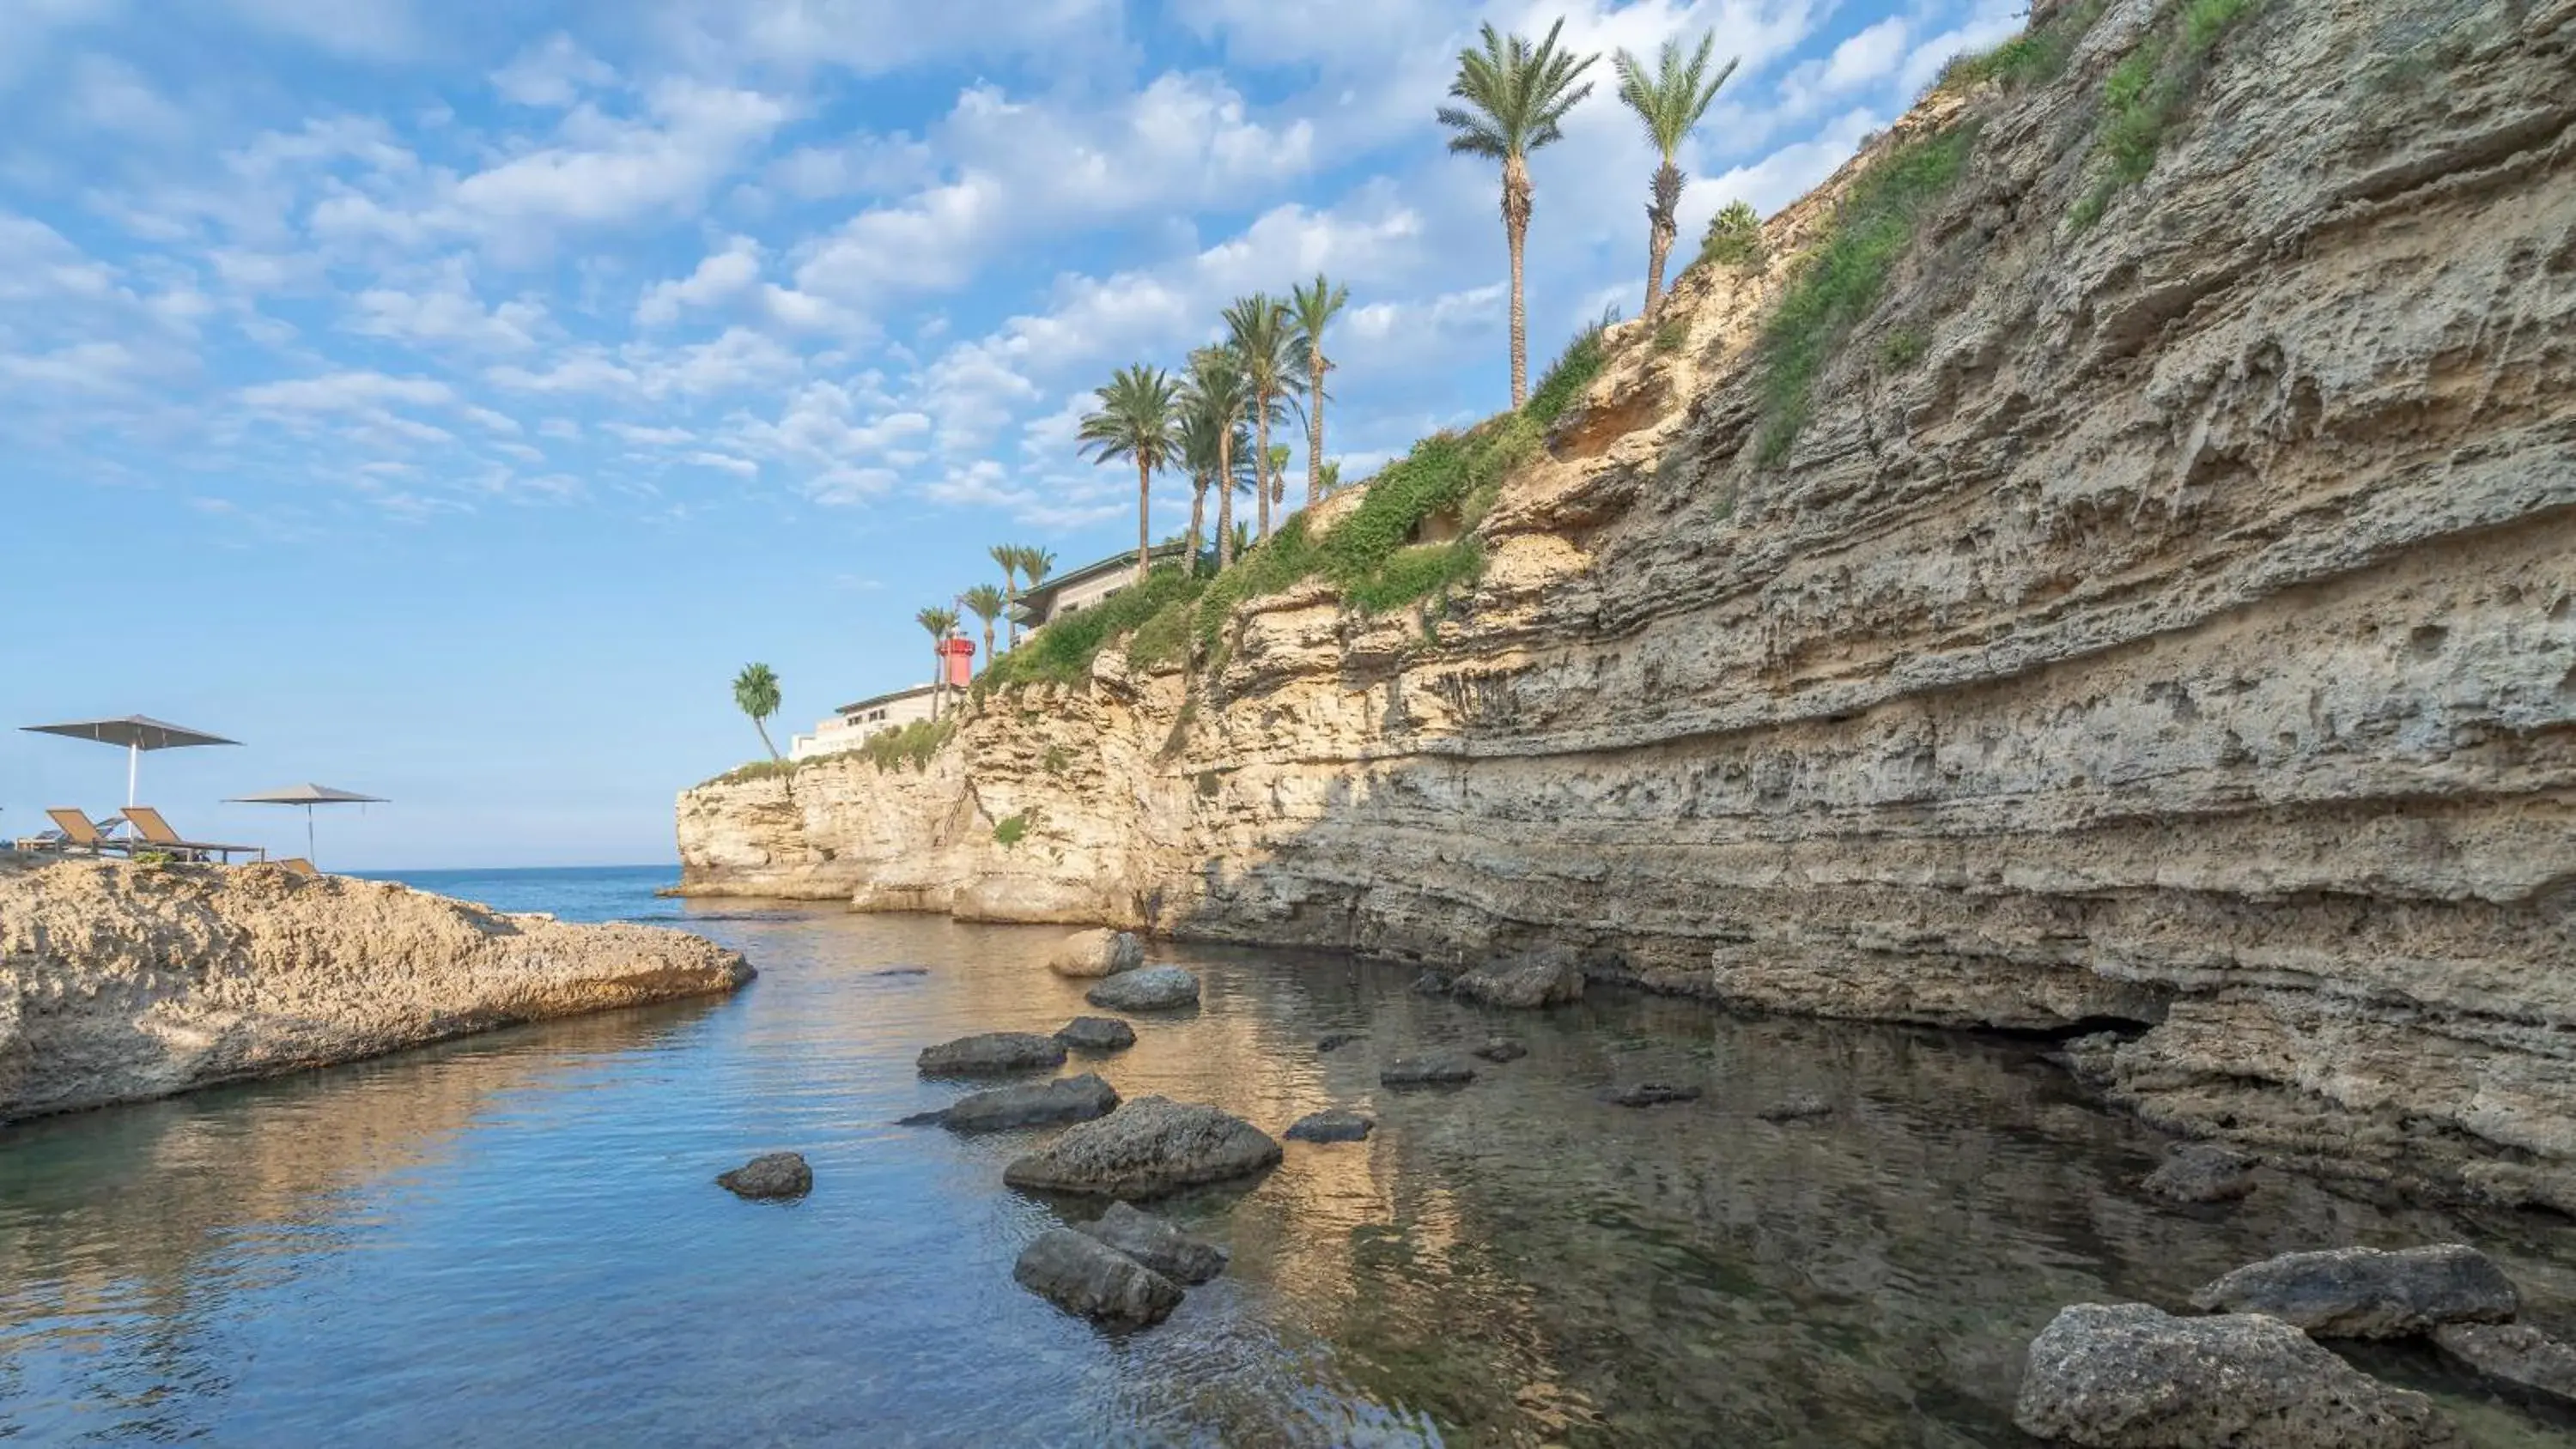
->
(3, 866), (2572, 1446)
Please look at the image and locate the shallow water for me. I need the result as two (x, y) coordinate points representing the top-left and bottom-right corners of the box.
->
(3, 866), (2573, 1446)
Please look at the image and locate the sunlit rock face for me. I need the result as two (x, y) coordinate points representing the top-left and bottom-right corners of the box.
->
(677, 0), (2576, 1207)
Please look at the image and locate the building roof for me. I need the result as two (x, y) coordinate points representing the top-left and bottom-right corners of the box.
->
(1012, 542), (1188, 624)
(834, 681), (938, 717)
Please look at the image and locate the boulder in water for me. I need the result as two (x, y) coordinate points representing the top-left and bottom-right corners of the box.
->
(915, 1031), (1067, 1076)
(1002, 1096), (1282, 1198)
(1757, 1091), (1834, 1121)
(1012, 1228), (1182, 1327)
(1605, 1082), (1700, 1108)
(1054, 1016), (1136, 1052)
(1381, 1053), (1475, 1088)
(1315, 1031), (1364, 1054)
(1047, 928), (1145, 979)
(1084, 966), (1200, 1012)
(2431, 1323), (2576, 1406)
(2013, 1302), (2459, 1448)
(2190, 1245), (2518, 1338)
(1449, 948), (1585, 1009)
(1077, 1202), (1227, 1284)
(1471, 1038), (1527, 1063)
(1285, 1109), (1376, 1143)
(906, 1074), (1120, 1132)
(716, 1152), (812, 1200)
(2142, 1142), (2257, 1203)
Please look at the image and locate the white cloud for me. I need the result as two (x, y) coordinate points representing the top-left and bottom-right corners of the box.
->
(226, 0), (423, 59)
(493, 34), (617, 108)
(345, 257), (549, 350)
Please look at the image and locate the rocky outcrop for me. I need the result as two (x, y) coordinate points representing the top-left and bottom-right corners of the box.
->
(676, 0), (2576, 1207)
(1047, 929), (1143, 979)
(0, 857), (754, 1120)
(1284, 1109), (1375, 1143)
(717, 1152), (812, 1200)
(1011, 1228), (1182, 1327)
(2142, 1143), (2260, 1204)
(2190, 1245), (2519, 1337)
(2431, 1323), (2576, 1405)
(1083, 967), (1198, 1013)
(1445, 948), (1585, 1009)
(1054, 1016), (1136, 1052)
(914, 1032), (1066, 1076)
(905, 1074), (1119, 1133)
(1001, 1097), (1282, 1198)
(2013, 1303), (2460, 1448)
(1074, 1202), (1227, 1284)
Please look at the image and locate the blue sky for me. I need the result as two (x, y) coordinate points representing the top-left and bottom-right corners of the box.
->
(4, 0), (2019, 869)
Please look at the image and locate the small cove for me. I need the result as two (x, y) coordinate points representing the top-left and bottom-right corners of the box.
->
(3, 866), (2571, 1446)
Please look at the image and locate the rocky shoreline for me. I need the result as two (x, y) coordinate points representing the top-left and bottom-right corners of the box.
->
(0, 856), (753, 1120)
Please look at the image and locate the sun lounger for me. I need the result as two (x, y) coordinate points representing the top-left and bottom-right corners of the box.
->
(266, 858), (319, 877)
(15, 809), (131, 856)
(118, 806), (266, 864)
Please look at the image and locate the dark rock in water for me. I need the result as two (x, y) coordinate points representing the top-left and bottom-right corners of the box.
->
(716, 1152), (812, 1200)
(1757, 1091), (1833, 1121)
(1077, 1201), (1228, 1284)
(1055, 1016), (1137, 1052)
(910, 1074), (1121, 1133)
(1012, 1228), (1182, 1328)
(1605, 1082), (1700, 1108)
(1315, 1031), (1364, 1054)
(2014, 1302), (2458, 1448)
(1471, 1038), (1527, 1063)
(1410, 971), (1451, 997)
(2190, 1244), (2518, 1339)
(1450, 947), (1585, 1009)
(2432, 1323), (2576, 1406)
(1285, 1109), (1376, 1143)
(1084, 966), (1200, 1012)
(2142, 1142), (2257, 1203)
(1003, 1096), (1283, 1198)
(2052, 1030), (2127, 1089)
(868, 967), (931, 978)
(916, 1032), (1067, 1076)
(1380, 1054), (1475, 1088)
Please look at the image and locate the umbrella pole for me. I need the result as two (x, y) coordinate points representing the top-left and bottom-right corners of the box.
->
(127, 742), (138, 809)
(307, 806), (317, 868)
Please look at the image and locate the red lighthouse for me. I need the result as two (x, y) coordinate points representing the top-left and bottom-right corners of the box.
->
(938, 636), (976, 688)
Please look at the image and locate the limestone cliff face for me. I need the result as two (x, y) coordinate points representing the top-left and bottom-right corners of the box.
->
(679, 0), (2576, 1206)
(0, 858), (753, 1119)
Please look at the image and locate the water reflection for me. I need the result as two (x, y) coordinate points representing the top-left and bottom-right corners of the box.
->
(2, 888), (2571, 1446)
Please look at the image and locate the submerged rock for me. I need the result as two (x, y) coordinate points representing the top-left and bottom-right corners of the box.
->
(1411, 971), (1451, 997)
(716, 1152), (812, 1200)
(1605, 1082), (1700, 1108)
(1757, 1091), (1834, 1121)
(1472, 1038), (1528, 1063)
(1285, 1109), (1376, 1143)
(1012, 1228), (1182, 1327)
(867, 966), (931, 978)
(906, 1074), (1120, 1133)
(1084, 966), (1200, 1012)
(2013, 1302), (2459, 1448)
(1315, 1031), (1364, 1054)
(1002, 1096), (1282, 1198)
(1047, 928), (1145, 979)
(915, 1031), (1068, 1076)
(2431, 1323), (2576, 1406)
(2143, 1142), (2258, 1204)
(1077, 1201), (1228, 1284)
(1381, 1054), (1476, 1088)
(1054, 1016), (1136, 1052)
(2190, 1245), (2518, 1338)
(1450, 948), (1585, 1009)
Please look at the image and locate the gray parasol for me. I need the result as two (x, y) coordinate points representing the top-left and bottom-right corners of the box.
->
(21, 715), (241, 807)
(224, 784), (386, 869)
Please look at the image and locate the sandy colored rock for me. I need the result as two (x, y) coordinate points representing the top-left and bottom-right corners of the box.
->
(1449, 948), (1584, 1009)
(1001, 1096), (1282, 1199)
(2190, 1245), (2518, 1339)
(1046, 928), (1143, 979)
(0, 857), (753, 1121)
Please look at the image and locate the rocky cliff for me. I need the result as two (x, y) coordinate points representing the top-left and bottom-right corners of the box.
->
(679, 0), (2576, 1208)
(0, 857), (753, 1119)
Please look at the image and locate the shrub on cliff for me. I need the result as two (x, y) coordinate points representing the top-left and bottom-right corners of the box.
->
(1696, 199), (1766, 270)
(980, 566), (1203, 690)
(858, 718), (957, 772)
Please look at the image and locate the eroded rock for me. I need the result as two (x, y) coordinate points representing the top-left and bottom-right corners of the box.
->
(1381, 1054), (1476, 1088)
(2143, 1142), (2258, 1204)
(1285, 1109), (1376, 1143)
(1450, 948), (1585, 1009)
(1472, 1039), (1528, 1063)
(1047, 928), (1144, 979)
(2013, 1303), (2460, 1448)
(2190, 1246), (2518, 1339)
(1012, 1228), (1182, 1327)
(915, 1032), (1067, 1076)
(1054, 1016), (1136, 1052)
(717, 1152), (812, 1200)
(906, 1073), (1119, 1132)
(1084, 966), (1200, 1012)
(1076, 1201), (1227, 1284)
(1757, 1092), (1834, 1121)
(1606, 1082), (1700, 1108)
(2430, 1323), (2576, 1406)
(1002, 1096), (1282, 1198)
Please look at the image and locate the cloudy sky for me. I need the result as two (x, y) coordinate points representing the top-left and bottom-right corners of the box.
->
(5, 0), (2020, 868)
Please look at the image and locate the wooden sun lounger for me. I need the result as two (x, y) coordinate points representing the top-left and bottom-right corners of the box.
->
(15, 809), (131, 855)
(119, 805), (266, 864)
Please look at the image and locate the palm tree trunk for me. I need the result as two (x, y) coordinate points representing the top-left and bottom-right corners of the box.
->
(1254, 400), (1273, 543)
(1216, 434), (1236, 570)
(755, 718), (779, 761)
(1645, 160), (1682, 319)
(1504, 153), (1533, 409)
(1187, 470), (1207, 573)
(1135, 458), (1152, 584)
(1305, 361), (1326, 507)
(1003, 569), (1018, 651)
(981, 622), (995, 671)
(930, 647), (941, 721)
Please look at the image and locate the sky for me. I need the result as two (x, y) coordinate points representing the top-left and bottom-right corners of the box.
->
(3, 0), (2021, 870)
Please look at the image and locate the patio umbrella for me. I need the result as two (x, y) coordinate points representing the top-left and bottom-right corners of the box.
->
(224, 784), (386, 869)
(21, 715), (241, 808)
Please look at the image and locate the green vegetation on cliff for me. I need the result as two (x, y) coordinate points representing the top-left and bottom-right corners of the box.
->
(2069, 0), (2267, 230)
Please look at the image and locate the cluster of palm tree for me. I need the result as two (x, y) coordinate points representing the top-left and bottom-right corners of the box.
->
(903, 543), (1059, 720)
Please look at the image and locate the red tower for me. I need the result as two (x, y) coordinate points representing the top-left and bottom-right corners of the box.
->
(939, 637), (976, 688)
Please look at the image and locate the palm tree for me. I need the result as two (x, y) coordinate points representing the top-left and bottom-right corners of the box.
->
(1176, 388), (1242, 573)
(1290, 273), (1349, 509)
(1224, 294), (1295, 543)
(1077, 365), (1182, 585)
(1614, 33), (1738, 318)
(915, 605), (957, 719)
(1184, 345), (1253, 570)
(1020, 546), (1054, 592)
(732, 663), (782, 761)
(960, 585), (1005, 670)
(989, 544), (1021, 651)
(1438, 20), (1598, 409)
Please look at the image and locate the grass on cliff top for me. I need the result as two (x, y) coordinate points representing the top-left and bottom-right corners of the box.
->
(696, 757), (800, 789)
(2069, 0), (2268, 230)
(1935, 0), (2106, 94)
(694, 717), (959, 787)
(1753, 124), (1977, 465)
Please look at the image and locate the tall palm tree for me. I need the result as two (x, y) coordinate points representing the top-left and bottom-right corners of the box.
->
(1184, 344), (1253, 571)
(1290, 273), (1349, 508)
(1019, 546), (1054, 592)
(1223, 294), (1295, 543)
(1438, 20), (1598, 409)
(1614, 33), (1738, 318)
(960, 585), (1005, 671)
(1077, 364), (1183, 585)
(732, 663), (782, 761)
(1176, 388), (1242, 573)
(915, 605), (957, 719)
(988, 544), (1021, 651)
